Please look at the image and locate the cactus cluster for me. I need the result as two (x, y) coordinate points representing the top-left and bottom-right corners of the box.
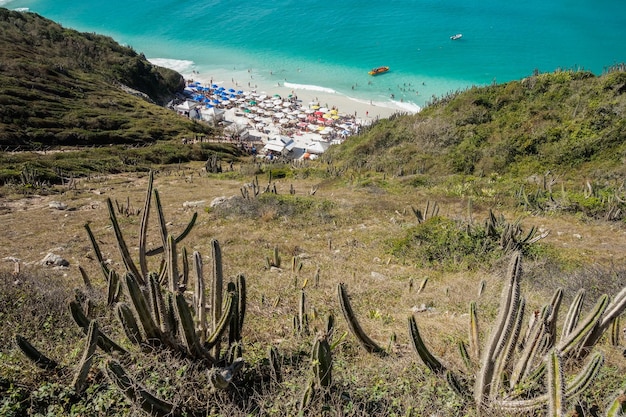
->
(484, 209), (549, 253)
(16, 171), (249, 416)
(409, 252), (626, 414)
(336, 251), (626, 415)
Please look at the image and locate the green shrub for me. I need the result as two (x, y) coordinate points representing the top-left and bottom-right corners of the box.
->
(389, 216), (500, 269)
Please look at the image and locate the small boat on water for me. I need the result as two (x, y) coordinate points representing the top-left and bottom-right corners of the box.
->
(450, 33), (463, 40)
(368, 66), (389, 76)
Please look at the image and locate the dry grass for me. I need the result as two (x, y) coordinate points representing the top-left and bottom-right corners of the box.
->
(2, 161), (626, 416)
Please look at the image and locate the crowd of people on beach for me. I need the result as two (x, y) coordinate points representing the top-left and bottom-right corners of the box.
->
(171, 79), (370, 159)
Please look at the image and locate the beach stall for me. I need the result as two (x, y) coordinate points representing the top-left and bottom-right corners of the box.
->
(175, 100), (199, 117)
(263, 136), (296, 157)
(199, 106), (225, 123)
(305, 140), (330, 155)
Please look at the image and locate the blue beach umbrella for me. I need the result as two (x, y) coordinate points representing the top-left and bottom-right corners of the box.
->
(228, 88), (236, 93)
(237, 90), (244, 94)
(205, 104), (214, 108)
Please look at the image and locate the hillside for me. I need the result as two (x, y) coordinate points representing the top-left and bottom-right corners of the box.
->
(328, 68), (626, 181)
(0, 8), (214, 149)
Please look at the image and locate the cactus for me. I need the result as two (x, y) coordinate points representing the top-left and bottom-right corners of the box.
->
(611, 316), (621, 346)
(268, 345), (282, 383)
(15, 335), (59, 371)
(337, 282), (387, 356)
(547, 349), (565, 417)
(210, 239), (224, 357)
(300, 329), (334, 413)
(106, 360), (190, 417)
(312, 334), (332, 388)
(72, 320), (99, 395)
(116, 302), (144, 345)
(606, 392), (626, 417)
(411, 200), (439, 224)
(297, 290), (309, 336)
(70, 299), (127, 355)
(407, 252), (616, 415)
(469, 301), (480, 360)
(16, 320), (101, 396)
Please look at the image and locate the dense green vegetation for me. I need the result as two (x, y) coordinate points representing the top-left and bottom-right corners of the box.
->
(0, 8), (215, 149)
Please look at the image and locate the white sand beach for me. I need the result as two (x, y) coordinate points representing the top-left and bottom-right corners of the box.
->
(182, 66), (419, 123)
(166, 63), (422, 160)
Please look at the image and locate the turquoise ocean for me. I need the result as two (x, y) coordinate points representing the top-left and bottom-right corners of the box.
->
(3, 0), (626, 111)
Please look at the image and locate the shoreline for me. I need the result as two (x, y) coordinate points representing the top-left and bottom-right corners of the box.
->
(151, 59), (421, 121)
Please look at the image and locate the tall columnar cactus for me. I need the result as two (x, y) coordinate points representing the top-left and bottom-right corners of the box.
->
(337, 282), (387, 356)
(82, 171), (198, 289)
(408, 251), (619, 415)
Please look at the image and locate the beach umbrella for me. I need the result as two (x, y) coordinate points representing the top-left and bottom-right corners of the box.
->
(275, 112), (285, 118)
(311, 105), (320, 110)
(298, 113), (307, 119)
(228, 88), (236, 93)
(211, 84), (218, 88)
(205, 104), (214, 108)
(319, 107), (329, 113)
(273, 99), (282, 105)
(237, 90), (244, 94)
(249, 100), (257, 105)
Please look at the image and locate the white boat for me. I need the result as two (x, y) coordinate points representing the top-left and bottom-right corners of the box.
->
(450, 33), (463, 40)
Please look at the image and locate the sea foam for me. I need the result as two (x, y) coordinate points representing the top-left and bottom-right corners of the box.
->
(283, 82), (336, 95)
(148, 58), (195, 76)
